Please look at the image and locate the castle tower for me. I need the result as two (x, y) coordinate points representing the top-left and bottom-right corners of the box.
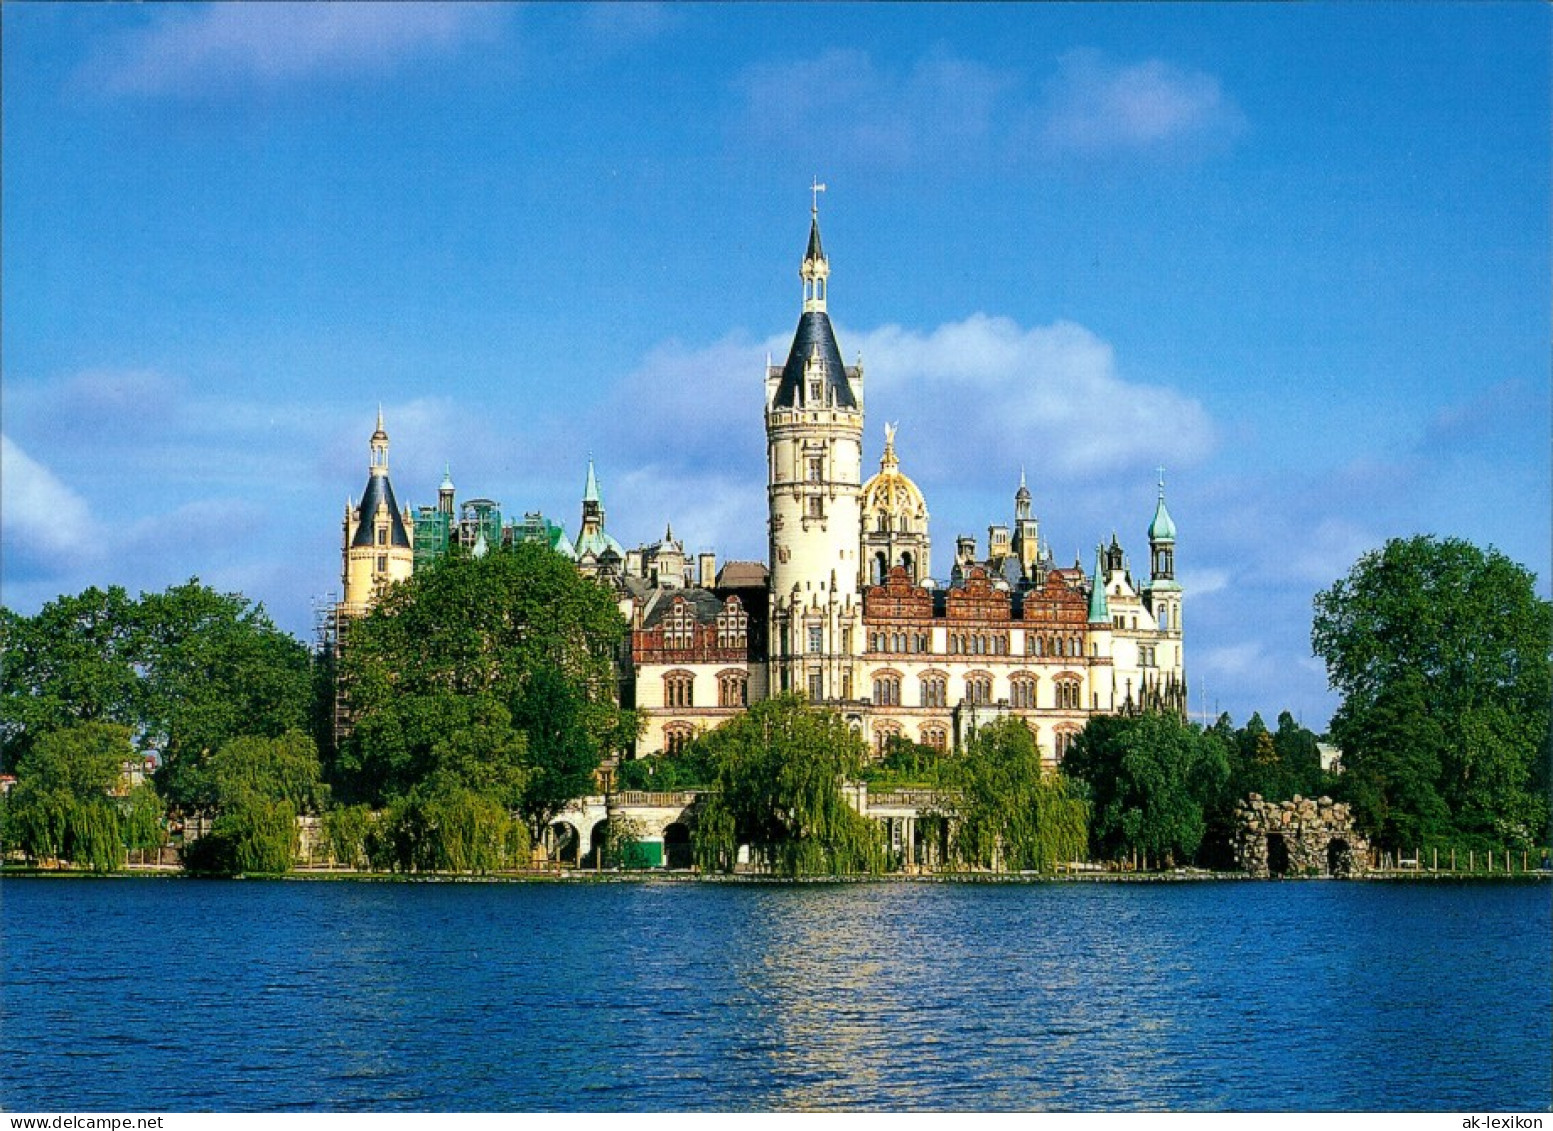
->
(859, 423), (931, 586)
(766, 188), (865, 701)
(438, 463), (455, 517)
(1144, 472), (1182, 636)
(1012, 468), (1041, 580)
(340, 409), (415, 617)
(574, 458), (625, 575)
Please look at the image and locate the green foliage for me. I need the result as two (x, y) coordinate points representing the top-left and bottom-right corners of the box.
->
(337, 545), (634, 833)
(177, 732), (324, 876)
(323, 804), (376, 869)
(1, 581), (313, 812)
(1312, 537), (1552, 850)
(120, 784), (166, 855)
(860, 735), (944, 788)
(693, 695), (884, 876)
(3, 722), (135, 871)
(615, 744), (718, 791)
(943, 719), (1088, 872)
(373, 787), (532, 874)
(1064, 711), (1230, 866)
(183, 798), (297, 876)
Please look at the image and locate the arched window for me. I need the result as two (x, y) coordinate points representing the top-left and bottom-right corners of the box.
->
(664, 671), (694, 708)
(718, 670), (748, 708)
(664, 723), (695, 756)
(966, 674), (993, 705)
(1010, 675), (1037, 710)
(920, 674), (947, 708)
(873, 672), (901, 707)
(1055, 679), (1081, 710)
(920, 725), (947, 751)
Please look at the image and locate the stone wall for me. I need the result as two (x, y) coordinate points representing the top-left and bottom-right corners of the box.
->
(1233, 794), (1369, 878)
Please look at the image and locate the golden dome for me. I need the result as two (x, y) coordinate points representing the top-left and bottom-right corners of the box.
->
(860, 423), (928, 522)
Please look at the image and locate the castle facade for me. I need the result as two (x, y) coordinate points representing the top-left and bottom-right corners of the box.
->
(338, 202), (1186, 767)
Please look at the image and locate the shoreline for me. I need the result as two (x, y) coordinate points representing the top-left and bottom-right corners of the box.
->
(4, 865), (1548, 885)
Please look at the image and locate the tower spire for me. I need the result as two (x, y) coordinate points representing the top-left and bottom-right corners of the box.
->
(802, 179), (829, 313)
(1089, 543), (1111, 623)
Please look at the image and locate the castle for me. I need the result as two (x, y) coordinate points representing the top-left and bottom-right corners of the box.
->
(337, 200), (1186, 767)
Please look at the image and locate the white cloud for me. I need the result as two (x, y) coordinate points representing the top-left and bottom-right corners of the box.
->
(1041, 50), (1245, 155)
(94, 3), (499, 96)
(738, 48), (1020, 167)
(0, 435), (97, 582)
(738, 46), (1242, 170)
(1178, 567), (1229, 597)
(849, 314), (1215, 479)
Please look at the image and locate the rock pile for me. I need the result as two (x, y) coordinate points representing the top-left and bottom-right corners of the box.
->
(1232, 794), (1369, 877)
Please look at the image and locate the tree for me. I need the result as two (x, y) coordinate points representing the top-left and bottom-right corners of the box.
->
(1312, 537), (1552, 849)
(336, 544), (634, 839)
(943, 718), (1087, 872)
(2, 722), (134, 871)
(0, 581), (314, 812)
(1063, 712), (1230, 866)
(693, 695), (884, 876)
(179, 732), (324, 876)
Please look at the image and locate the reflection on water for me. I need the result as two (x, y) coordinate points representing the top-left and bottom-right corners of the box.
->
(2, 878), (1548, 1111)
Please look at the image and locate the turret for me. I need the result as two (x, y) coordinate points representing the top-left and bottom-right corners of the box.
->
(766, 184), (865, 703)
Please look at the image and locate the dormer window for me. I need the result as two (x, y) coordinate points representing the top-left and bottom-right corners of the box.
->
(809, 380), (822, 403)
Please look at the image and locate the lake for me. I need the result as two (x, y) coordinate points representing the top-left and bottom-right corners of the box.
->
(2, 876), (1548, 1112)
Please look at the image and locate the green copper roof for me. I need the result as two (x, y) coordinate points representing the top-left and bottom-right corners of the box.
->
(1149, 485), (1177, 543)
(583, 458), (601, 504)
(1088, 545), (1110, 623)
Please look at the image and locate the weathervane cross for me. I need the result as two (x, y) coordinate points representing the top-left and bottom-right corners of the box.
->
(1156, 465), (1167, 491)
(811, 177), (827, 215)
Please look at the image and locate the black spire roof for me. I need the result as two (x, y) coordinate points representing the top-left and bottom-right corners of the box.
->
(805, 215), (824, 263)
(771, 310), (856, 410)
(351, 474), (412, 548)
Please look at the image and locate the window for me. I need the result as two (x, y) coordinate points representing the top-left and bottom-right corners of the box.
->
(807, 457), (823, 482)
(1055, 730), (1076, 761)
(920, 675), (947, 708)
(376, 527), (386, 546)
(1010, 676), (1036, 710)
(718, 671), (748, 708)
(665, 723), (694, 756)
(807, 496), (823, 519)
(1055, 680), (1081, 710)
(874, 725), (901, 758)
(375, 555), (387, 573)
(966, 675), (992, 705)
(1140, 645), (1156, 668)
(715, 601), (749, 650)
(664, 672), (694, 708)
(664, 602), (695, 649)
(808, 671), (824, 701)
(1028, 636), (1043, 657)
(920, 725), (947, 752)
(808, 625), (823, 654)
(809, 380), (822, 402)
(872, 673), (901, 706)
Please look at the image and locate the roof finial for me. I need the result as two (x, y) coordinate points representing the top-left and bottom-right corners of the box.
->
(811, 176), (826, 217)
(1157, 465), (1167, 496)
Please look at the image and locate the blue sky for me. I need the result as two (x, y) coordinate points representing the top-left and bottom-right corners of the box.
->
(4, 3), (1548, 730)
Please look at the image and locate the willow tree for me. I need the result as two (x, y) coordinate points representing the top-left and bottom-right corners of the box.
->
(3, 721), (134, 872)
(693, 695), (884, 876)
(944, 718), (1088, 872)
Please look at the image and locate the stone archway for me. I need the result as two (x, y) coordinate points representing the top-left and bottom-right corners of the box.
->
(587, 819), (611, 868)
(548, 820), (580, 866)
(1327, 837), (1355, 878)
(1266, 833), (1291, 877)
(664, 822), (693, 870)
